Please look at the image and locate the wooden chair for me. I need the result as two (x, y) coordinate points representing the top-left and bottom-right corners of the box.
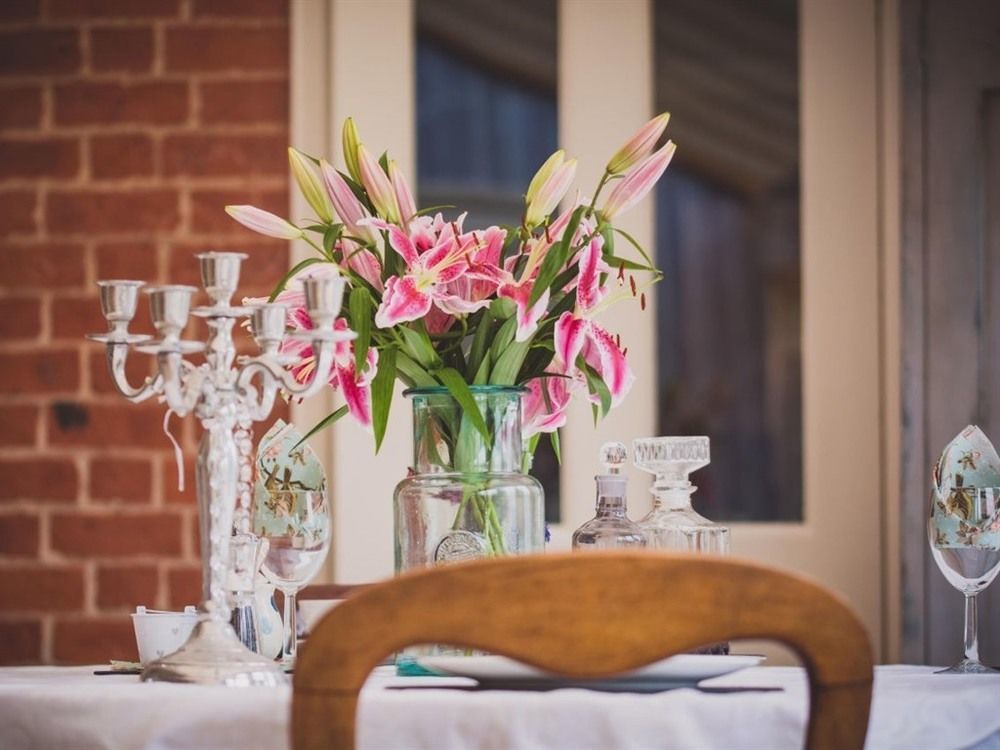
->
(293, 552), (873, 750)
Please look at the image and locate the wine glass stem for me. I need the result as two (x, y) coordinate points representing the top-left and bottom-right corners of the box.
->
(963, 593), (979, 664)
(282, 591), (297, 666)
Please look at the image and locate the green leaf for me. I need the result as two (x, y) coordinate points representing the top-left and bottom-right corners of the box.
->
(549, 429), (561, 464)
(490, 338), (531, 385)
(613, 226), (655, 268)
(472, 353), (492, 385)
(322, 224), (342, 259)
(528, 204), (587, 306)
(371, 347), (397, 452)
(412, 204), (456, 218)
(348, 286), (373, 372)
(395, 351), (437, 387)
(579, 356), (612, 418)
(604, 253), (660, 273)
(399, 325), (441, 370)
(291, 405), (349, 450)
(267, 257), (328, 302)
(488, 316), (517, 364)
(436, 367), (490, 444)
(467, 308), (494, 380)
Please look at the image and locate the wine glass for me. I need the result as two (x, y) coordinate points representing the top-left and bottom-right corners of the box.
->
(253, 489), (331, 669)
(927, 485), (1000, 673)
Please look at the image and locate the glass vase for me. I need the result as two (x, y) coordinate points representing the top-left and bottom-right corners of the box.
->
(394, 386), (545, 671)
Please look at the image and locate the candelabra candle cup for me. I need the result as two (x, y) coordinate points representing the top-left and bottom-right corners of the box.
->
(197, 252), (248, 307)
(250, 304), (287, 353)
(97, 280), (145, 324)
(301, 274), (345, 327)
(146, 285), (197, 341)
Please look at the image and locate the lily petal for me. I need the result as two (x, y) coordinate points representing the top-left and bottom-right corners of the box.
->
(374, 275), (433, 328)
(584, 322), (635, 405)
(357, 145), (401, 224)
(575, 234), (610, 313)
(389, 160), (416, 225)
(601, 140), (676, 220)
(554, 311), (588, 368)
(225, 205), (302, 240)
(500, 282), (550, 342)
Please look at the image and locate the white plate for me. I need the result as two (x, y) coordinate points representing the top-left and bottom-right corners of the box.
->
(415, 653), (764, 691)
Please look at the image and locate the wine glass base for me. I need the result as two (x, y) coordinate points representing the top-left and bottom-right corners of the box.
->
(934, 659), (1000, 675)
(140, 618), (287, 687)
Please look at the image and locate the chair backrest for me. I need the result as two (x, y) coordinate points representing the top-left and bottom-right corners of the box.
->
(292, 552), (873, 750)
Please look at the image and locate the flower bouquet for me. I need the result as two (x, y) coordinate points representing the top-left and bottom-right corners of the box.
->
(229, 115), (674, 572)
(228, 113), (674, 463)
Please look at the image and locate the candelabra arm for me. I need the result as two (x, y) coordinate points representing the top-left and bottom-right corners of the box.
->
(106, 344), (163, 403)
(156, 351), (202, 416)
(237, 341), (336, 404)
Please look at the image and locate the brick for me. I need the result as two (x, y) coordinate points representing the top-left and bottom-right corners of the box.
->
(51, 296), (104, 340)
(165, 26), (288, 73)
(89, 349), (157, 396)
(91, 134), (155, 179)
(54, 82), (188, 126)
(168, 241), (287, 291)
(95, 241), (158, 280)
(89, 26), (154, 73)
(190, 188), (286, 234)
(0, 405), (37, 447)
(53, 616), (136, 664)
(0, 30), (81, 76)
(0, 191), (37, 235)
(96, 565), (158, 608)
(0, 567), (84, 611)
(0, 138), (79, 180)
(193, 0), (286, 18)
(90, 457), (152, 504)
(163, 133), (286, 177)
(51, 511), (182, 557)
(0, 86), (43, 129)
(167, 566), (201, 609)
(49, 402), (170, 450)
(0, 0), (39, 21)
(0, 350), (79, 394)
(0, 513), (39, 556)
(200, 79), (288, 124)
(47, 190), (179, 234)
(0, 243), (84, 288)
(0, 297), (41, 340)
(49, 0), (179, 18)
(0, 620), (41, 664)
(0, 458), (78, 502)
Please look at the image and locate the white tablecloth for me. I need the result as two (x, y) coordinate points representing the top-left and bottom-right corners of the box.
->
(0, 665), (997, 750)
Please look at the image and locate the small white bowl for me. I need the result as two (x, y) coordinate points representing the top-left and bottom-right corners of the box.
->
(131, 606), (198, 664)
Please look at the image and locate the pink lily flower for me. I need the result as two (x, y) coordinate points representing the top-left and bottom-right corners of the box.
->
(320, 160), (378, 245)
(357, 145), (401, 224)
(374, 232), (487, 328)
(522, 372), (572, 438)
(553, 238), (634, 406)
(606, 112), (671, 175)
(601, 140), (676, 220)
(225, 205), (302, 240)
(525, 157), (577, 227)
(389, 160), (416, 226)
(338, 237), (383, 293)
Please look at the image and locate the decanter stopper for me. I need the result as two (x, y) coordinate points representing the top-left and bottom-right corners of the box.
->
(600, 441), (628, 475)
(571, 441), (647, 550)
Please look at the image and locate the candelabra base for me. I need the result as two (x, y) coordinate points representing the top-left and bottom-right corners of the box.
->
(140, 618), (286, 687)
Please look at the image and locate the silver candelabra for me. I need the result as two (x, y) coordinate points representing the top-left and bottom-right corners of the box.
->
(87, 252), (351, 686)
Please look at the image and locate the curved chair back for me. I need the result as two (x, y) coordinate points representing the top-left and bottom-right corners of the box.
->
(293, 552), (873, 750)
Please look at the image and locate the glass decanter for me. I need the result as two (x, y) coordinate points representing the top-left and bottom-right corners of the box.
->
(572, 442), (648, 550)
(633, 436), (729, 554)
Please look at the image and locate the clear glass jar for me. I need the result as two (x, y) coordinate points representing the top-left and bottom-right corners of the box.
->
(572, 442), (647, 550)
(394, 387), (545, 571)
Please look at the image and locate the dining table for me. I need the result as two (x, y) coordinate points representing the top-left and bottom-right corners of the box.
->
(0, 663), (998, 749)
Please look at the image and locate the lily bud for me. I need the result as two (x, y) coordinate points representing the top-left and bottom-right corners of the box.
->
(606, 112), (670, 175)
(357, 145), (401, 224)
(342, 117), (363, 184)
(289, 147), (333, 223)
(225, 205), (303, 240)
(389, 160), (416, 226)
(320, 159), (377, 244)
(525, 150), (565, 206)
(601, 140), (676, 219)
(525, 158), (577, 227)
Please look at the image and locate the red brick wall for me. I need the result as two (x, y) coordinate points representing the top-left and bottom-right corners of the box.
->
(0, 0), (290, 664)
